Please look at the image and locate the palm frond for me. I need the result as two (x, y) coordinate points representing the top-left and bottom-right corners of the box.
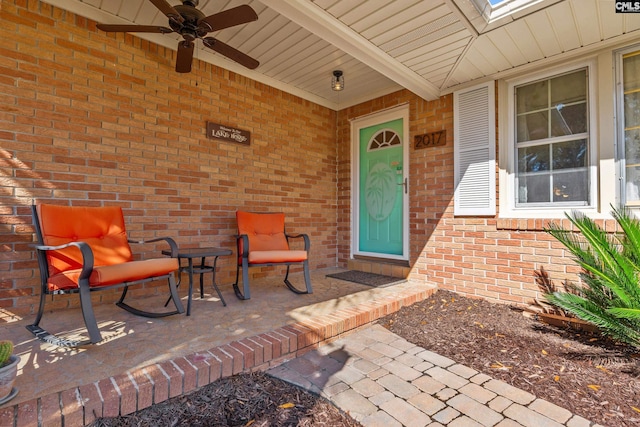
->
(543, 206), (640, 349)
(610, 205), (640, 304)
(547, 212), (636, 306)
(612, 205), (640, 262)
(546, 292), (640, 347)
(607, 307), (640, 320)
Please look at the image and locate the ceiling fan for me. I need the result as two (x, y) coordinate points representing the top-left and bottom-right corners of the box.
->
(96, 0), (259, 73)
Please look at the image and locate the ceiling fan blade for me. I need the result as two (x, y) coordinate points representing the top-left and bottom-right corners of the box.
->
(198, 5), (258, 32)
(148, 0), (184, 24)
(97, 24), (173, 34)
(176, 41), (194, 73)
(202, 37), (259, 70)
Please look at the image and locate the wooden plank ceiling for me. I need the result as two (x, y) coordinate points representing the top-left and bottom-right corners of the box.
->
(41, 0), (640, 109)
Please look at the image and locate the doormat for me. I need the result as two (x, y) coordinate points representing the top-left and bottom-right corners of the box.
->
(326, 270), (407, 288)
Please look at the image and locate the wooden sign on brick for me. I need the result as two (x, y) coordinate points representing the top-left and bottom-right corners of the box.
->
(206, 122), (251, 145)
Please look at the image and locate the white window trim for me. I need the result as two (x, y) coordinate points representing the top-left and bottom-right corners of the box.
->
(615, 44), (640, 208)
(473, 0), (545, 23)
(500, 59), (600, 219)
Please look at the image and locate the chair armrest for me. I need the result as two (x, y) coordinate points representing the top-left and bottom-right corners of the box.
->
(128, 236), (178, 257)
(286, 233), (310, 252)
(35, 241), (94, 281)
(236, 234), (250, 258)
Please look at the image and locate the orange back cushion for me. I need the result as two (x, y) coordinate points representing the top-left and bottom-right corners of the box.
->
(236, 211), (289, 252)
(37, 205), (133, 276)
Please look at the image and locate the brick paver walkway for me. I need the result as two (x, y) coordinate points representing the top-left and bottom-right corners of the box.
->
(268, 324), (603, 427)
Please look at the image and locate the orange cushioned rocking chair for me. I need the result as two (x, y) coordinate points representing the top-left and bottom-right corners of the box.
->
(234, 211), (313, 300)
(29, 204), (185, 346)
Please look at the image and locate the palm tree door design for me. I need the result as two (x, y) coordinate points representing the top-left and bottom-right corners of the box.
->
(352, 108), (409, 261)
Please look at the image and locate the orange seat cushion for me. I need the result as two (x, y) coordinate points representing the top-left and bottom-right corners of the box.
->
(248, 250), (307, 264)
(47, 258), (179, 291)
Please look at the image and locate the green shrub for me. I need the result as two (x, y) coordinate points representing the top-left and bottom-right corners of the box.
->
(544, 205), (640, 349)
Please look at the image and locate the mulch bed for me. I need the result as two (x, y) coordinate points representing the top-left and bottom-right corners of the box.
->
(90, 289), (640, 427)
(382, 290), (640, 427)
(88, 371), (362, 427)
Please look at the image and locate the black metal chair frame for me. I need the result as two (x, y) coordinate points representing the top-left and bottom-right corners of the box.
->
(233, 232), (313, 300)
(28, 205), (185, 347)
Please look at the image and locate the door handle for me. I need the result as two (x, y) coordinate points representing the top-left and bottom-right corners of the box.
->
(397, 177), (407, 194)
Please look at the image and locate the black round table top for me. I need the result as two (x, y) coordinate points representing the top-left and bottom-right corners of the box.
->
(161, 247), (232, 258)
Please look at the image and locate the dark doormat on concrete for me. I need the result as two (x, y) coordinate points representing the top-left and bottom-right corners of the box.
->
(326, 270), (407, 288)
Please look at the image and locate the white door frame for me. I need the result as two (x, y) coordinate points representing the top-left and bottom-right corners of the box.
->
(350, 104), (410, 261)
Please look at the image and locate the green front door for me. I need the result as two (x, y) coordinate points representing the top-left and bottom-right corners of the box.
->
(353, 106), (408, 259)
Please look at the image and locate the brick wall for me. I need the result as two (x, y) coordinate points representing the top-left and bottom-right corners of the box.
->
(0, 0), (337, 319)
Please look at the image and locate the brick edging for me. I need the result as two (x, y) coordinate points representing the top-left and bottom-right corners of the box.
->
(0, 285), (436, 426)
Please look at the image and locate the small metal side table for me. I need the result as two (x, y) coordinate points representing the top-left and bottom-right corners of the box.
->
(162, 247), (232, 316)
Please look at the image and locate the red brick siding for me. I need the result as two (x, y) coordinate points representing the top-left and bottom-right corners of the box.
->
(0, 0), (337, 318)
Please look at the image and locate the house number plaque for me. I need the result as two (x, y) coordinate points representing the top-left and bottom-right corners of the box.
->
(414, 130), (446, 150)
(206, 122), (251, 145)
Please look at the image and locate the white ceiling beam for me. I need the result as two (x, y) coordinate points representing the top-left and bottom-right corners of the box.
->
(260, 0), (441, 101)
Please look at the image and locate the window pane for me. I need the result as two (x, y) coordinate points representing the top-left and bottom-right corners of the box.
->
(518, 174), (550, 203)
(626, 165), (640, 203)
(553, 171), (588, 202)
(550, 70), (587, 105)
(625, 129), (640, 164)
(552, 139), (587, 169)
(518, 145), (549, 172)
(623, 51), (640, 206)
(624, 92), (640, 128)
(623, 53), (640, 92)
(551, 103), (587, 136)
(517, 111), (548, 142)
(517, 80), (548, 113)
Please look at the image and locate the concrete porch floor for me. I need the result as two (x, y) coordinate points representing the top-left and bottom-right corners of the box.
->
(0, 268), (436, 425)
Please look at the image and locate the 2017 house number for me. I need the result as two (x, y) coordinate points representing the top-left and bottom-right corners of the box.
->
(414, 130), (446, 149)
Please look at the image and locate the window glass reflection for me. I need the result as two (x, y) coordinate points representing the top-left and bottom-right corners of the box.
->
(552, 140), (587, 170)
(518, 146), (549, 172)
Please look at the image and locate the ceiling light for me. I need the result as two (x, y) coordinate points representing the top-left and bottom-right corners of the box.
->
(331, 70), (344, 91)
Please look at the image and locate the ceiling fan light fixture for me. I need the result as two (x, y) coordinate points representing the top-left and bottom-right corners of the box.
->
(331, 70), (344, 91)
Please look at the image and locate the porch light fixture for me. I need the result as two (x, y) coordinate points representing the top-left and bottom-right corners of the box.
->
(331, 70), (344, 91)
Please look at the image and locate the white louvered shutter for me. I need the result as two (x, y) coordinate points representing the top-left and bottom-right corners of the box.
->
(453, 82), (496, 216)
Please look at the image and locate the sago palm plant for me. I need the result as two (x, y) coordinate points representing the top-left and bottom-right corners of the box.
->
(544, 205), (640, 349)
